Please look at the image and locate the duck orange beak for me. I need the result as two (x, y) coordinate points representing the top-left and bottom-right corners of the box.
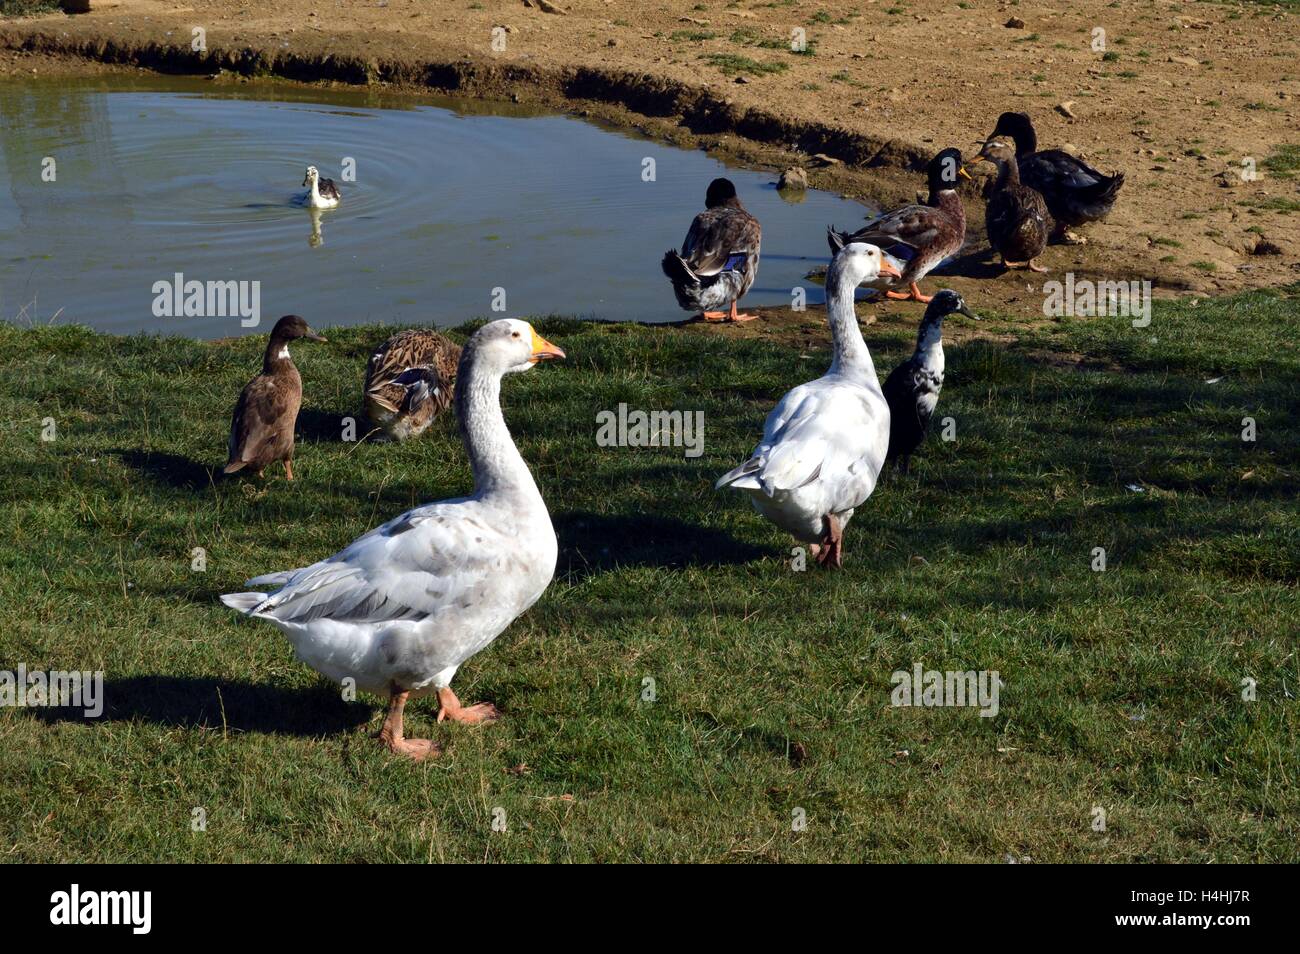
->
(529, 328), (566, 363)
(958, 166), (974, 181)
(879, 259), (903, 280)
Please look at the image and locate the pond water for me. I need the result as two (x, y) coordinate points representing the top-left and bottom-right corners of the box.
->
(0, 76), (878, 339)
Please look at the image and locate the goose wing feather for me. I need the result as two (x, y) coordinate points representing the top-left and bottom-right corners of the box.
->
(726, 379), (885, 502)
(246, 500), (512, 626)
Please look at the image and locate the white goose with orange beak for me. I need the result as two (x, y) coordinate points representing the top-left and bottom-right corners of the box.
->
(716, 243), (900, 569)
(221, 319), (565, 760)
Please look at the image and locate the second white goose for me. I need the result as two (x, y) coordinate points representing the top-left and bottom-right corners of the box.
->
(715, 242), (899, 568)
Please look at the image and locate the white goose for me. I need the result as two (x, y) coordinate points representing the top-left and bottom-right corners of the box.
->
(221, 319), (565, 759)
(715, 242), (899, 568)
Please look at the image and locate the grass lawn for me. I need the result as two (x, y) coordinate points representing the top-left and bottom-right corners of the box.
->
(0, 288), (1296, 863)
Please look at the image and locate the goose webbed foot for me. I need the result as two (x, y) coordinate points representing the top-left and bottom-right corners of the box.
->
(437, 686), (500, 725)
(700, 301), (758, 323)
(886, 283), (932, 303)
(816, 514), (844, 569)
(378, 688), (442, 761)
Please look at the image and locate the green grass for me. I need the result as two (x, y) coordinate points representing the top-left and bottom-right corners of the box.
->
(1, 290), (1297, 862)
(0, 0), (59, 16)
(701, 53), (789, 76)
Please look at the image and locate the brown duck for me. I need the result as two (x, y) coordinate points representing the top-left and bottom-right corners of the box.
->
(971, 139), (1051, 272)
(362, 328), (462, 441)
(223, 314), (326, 480)
(828, 148), (970, 304)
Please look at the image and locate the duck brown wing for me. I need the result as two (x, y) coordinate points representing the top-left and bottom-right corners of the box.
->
(847, 204), (936, 253)
(226, 376), (294, 471)
(682, 208), (759, 276)
(365, 330), (461, 412)
(319, 177), (342, 199)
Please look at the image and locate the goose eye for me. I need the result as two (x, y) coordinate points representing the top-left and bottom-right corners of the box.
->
(511, 331), (520, 338)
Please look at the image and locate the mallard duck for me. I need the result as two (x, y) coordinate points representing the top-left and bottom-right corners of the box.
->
(301, 165), (341, 210)
(223, 314), (327, 481)
(985, 112), (1123, 243)
(363, 329), (463, 442)
(883, 290), (978, 475)
(828, 148), (970, 304)
(661, 177), (762, 323)
(221, 319), (565, 760)
(715, 242), (900, 568)
(970, 139), (1051, 272)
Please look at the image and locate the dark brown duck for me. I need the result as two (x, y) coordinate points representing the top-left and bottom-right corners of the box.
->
(224, 314), (327, 480)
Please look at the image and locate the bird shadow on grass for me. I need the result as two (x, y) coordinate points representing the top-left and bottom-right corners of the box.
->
(114, 449), (217, 491)
(554, 510), (766, 579)
(296, 407), (357, 443)
(30, 675), (372, 737)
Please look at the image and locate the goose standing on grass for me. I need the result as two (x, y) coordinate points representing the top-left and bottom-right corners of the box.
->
(970, 139), (1051, 272)
(301, 165), (341, 210)
(716, 242), (901, 568)
(221, 320), (565, 760)
(828, 148), (969, 304)
(223, 314), (327, 481)
(363, 329), (463, 441)
(662, 177), (762, 323)
(883, 290), (978, 475)
(983, 111), (1123, 244)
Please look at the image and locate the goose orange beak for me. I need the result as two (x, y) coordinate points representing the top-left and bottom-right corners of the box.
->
(529, 328), (566, 363)
(879, 259), (903, 280)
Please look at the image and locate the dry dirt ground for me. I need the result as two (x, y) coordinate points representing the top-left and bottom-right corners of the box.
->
(2, 0), (1298, 322)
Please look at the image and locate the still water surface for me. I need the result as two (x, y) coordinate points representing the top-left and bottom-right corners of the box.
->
(0, 76), (877, 338)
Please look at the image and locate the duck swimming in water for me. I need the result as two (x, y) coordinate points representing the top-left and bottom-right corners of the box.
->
(301, 165), (341, 210)
(662, 177), (762, 323)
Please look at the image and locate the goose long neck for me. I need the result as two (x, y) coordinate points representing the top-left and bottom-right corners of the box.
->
(455, 359), (536, 500)
(825, 265), (877, 382)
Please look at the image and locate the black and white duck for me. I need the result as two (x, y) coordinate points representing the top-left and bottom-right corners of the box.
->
(983, 111), (1123, 244)
(662, 177), (762, 323)
(301, 165), (341, 210)
(970, 139), (1051, 272)
(828, 148), (970, 304)
(223, 314), (327, 481)
(882, 290), (978, 474)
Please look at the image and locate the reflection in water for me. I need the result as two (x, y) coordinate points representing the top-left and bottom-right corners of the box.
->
(0, 75), (878, 338)
(307, 206), (325, 248)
